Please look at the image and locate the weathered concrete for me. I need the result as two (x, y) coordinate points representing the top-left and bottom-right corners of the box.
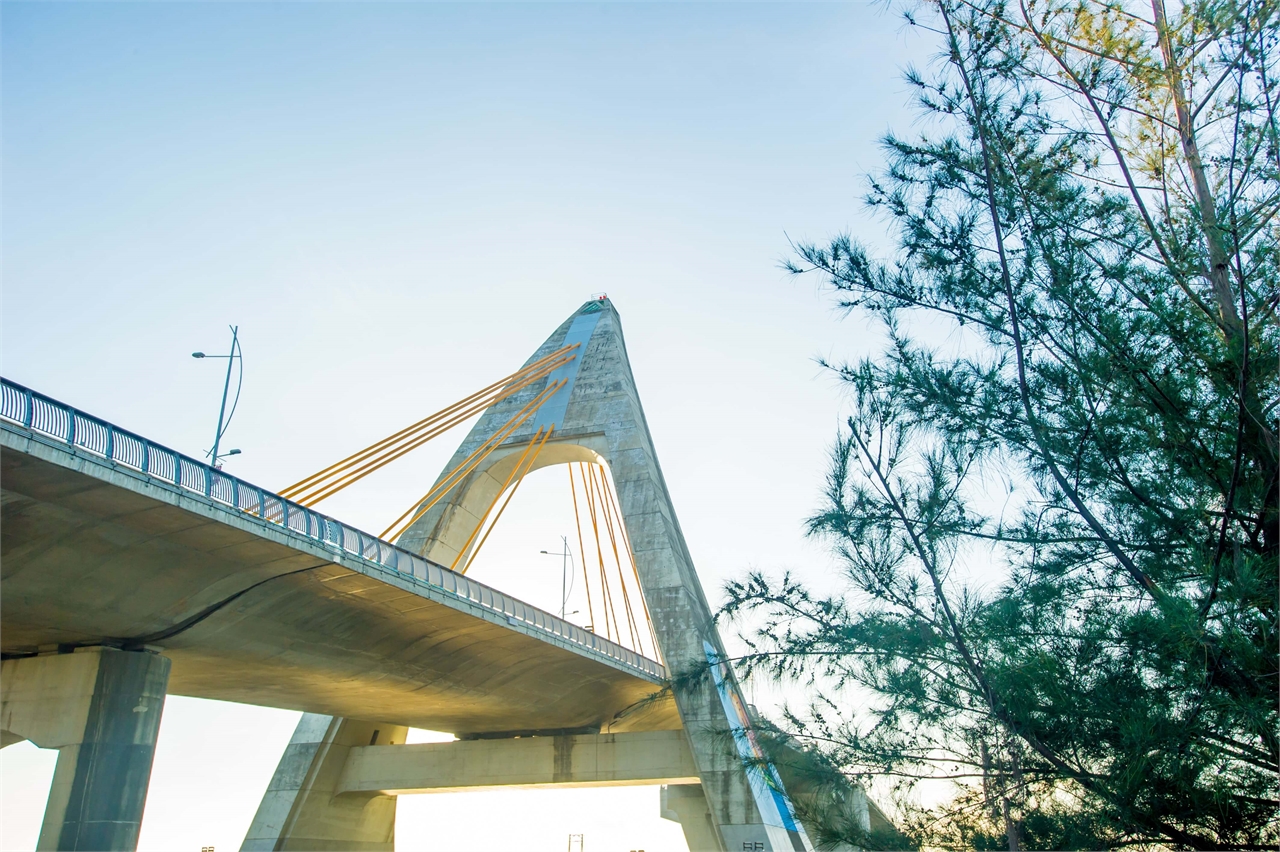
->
(336, 730), (701, 795)
(662, 784), (723, 852)
(389, 299), (813, 851)
(242, 715), (408, 852)
(0, 429), (676, 736)
(1, 647), (170, 851)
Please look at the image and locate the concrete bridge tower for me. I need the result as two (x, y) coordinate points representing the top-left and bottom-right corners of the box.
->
(245, 299), (813, 852)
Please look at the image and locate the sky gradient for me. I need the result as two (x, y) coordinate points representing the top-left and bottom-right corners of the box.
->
(1, 2), (928, 849)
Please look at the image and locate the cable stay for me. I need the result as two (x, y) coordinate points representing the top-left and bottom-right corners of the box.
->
(278, 344), (578, 507)
(597, 467), (656, 647)
(274, 337), (658, 654)
(381, 378), (565, 542)
(591, 463), (642, 652)
(567, 461), (659, 659)
(570, 465), (596, 639)
(457, 425), (554, 575)
(581, 461), (621, 643)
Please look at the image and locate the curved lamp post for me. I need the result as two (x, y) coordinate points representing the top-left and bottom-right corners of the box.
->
(192, 325), (243, 467)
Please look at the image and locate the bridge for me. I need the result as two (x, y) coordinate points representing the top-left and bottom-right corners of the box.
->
(2, 299), (882, 851)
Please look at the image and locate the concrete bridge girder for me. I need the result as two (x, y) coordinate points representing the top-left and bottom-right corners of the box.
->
(336, 730), (701, 795)
(244, 726), (722, 850)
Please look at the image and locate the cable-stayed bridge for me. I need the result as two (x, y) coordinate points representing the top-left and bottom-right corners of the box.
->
(2, 299), (882, 851)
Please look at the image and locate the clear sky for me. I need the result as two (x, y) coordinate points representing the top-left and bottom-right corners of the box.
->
(1, 2), (927, 849)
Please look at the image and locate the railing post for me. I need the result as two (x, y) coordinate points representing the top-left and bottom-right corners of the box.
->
(22, 389), (33, 427)
(205, 467), (213, 498)
(66, 408), (76, 445)
(140, 440), (149, 473)
(258, 488), (266, 519)
(173, 454), (182, 486)
(105, 425), (114, 461)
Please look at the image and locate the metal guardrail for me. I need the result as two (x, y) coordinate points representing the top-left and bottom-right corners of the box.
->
(0, 377), (665, 681)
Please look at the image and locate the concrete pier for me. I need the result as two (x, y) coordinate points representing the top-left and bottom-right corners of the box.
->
(241, 714), (408, 852)
(1, 647), (170, 851)
(662, 784), (722, 852)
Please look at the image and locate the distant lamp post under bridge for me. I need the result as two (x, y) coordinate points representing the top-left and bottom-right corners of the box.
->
(540, 535), (579, 622)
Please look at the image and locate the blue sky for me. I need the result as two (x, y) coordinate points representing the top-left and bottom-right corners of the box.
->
(2, 2), (929, 849)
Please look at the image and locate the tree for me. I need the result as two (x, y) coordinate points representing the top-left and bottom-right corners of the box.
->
(722, 0), (1278, 847)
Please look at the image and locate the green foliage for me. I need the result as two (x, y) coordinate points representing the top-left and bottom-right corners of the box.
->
(723, 0), (1278, 847)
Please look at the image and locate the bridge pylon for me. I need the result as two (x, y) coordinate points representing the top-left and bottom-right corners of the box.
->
(245, 298), (814, 852)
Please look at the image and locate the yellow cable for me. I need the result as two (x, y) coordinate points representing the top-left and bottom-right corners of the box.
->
(597, 464), (658, 656)
(459, 426), (554, 575)
(450, 426), (546, 571)
(569, 464), (596, 634)
(596, 465), (643, 652)
(295, 364), (565, 507)
(294, 390), (502, 507)
(594, 464), (643, 651)
(289, 353), (575, 506)
(382, 380), (563, 541)
(280, 345), (576, 499)
(382, 382), (559, 541)
(582, 462), (620, 643)
(579, 462), (604, 639)
(283, 344), (574, 497)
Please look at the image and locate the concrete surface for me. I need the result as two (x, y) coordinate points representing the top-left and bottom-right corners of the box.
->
(2, 648), (170, 851)
(336, 730), (701, 794)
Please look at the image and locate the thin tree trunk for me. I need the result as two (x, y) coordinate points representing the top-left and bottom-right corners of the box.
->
(1150, 0), (1242, 332)
(1003, 797), (1022, 852)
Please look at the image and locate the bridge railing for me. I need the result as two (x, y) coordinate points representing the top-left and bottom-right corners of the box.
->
(0, 377), (664, 680)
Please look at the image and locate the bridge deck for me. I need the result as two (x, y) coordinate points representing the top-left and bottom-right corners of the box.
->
(0, 388), (676, 736)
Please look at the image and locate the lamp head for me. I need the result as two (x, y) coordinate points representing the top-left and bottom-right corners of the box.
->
(192, 352), (206, 358)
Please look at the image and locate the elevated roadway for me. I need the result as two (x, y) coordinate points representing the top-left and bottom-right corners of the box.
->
(0, 382), (674, 736)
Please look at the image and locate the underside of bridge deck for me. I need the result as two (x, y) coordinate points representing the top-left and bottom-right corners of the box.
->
(0, 432), (677, 736)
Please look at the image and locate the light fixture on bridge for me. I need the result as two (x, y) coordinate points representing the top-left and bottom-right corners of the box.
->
(192, 326), (243, 467)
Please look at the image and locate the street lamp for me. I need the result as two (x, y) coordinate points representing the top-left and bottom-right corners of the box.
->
(539, 536), (576, 620)
(192, 325), (243, 468)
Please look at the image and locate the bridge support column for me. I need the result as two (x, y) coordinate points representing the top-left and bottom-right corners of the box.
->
(242, 714), (408, 852)
(0, 647), (170, 851)
(661, 784), (723, 852)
